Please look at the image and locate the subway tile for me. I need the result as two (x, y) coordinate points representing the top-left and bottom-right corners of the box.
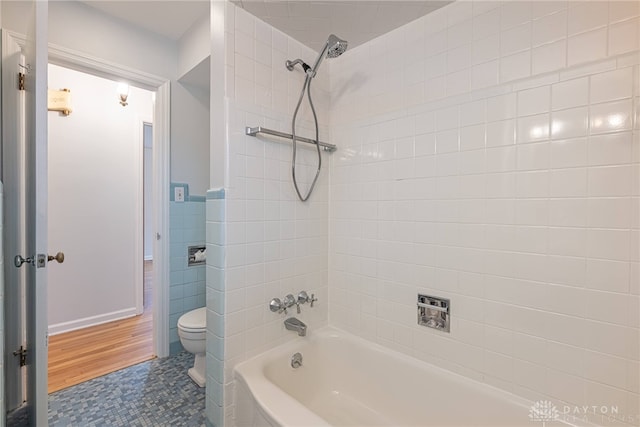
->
(590, 100), (633, 135)
(473, 8), (501, 40)
(547, 255), (586, 287)
(552, 77), (589, 111)
(500, 1), (532, 30)
(551, 107), (589, 140)
(517, 113), (550, 144)
(586, 259), (630, 293)
(532, 10), (567, 47)
(460, 100), (486, 126)
(608, 17), (640, 56)
(587, 198), (632, 229)
(517, 86), (550, 116)
(487, 119), (516, 147)
(471, 60), (499, 90)
(515, 199), (548, 226)
(487, 93), (517, 121)
(472, 34), (500, 65)
(500, 50), (531, 83)
(460, 124), (486, 151)
(588, 165), (632, 197)
(515, 170), (549, 198)
(501, 22), (532, 56)
(587, 229), (630, 261)
(609, 1), (640, 24)
(548, 227), (587, 257)
(532, 1), (567, 20)
(590, 67), (633, 104)
(567, 28), (607, 66)
(586, 290), (630, 327)
(588, 133), (633, 167)
(550, 138), (588, 169)
(486, 145), (517, 172)
(550, 168), (588, 197)
(567, 1), (608, 36)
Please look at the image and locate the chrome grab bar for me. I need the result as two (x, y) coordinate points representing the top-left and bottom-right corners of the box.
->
(245, 126), (337, 152)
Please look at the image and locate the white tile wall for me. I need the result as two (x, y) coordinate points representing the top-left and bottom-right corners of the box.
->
(329, 1), (640, 425)
(208, 3), (331, 426)
(206, 195), (225, 426)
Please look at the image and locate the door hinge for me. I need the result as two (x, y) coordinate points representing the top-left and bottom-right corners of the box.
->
(13, 346), (27, 367)
(18, 72), (25, 91)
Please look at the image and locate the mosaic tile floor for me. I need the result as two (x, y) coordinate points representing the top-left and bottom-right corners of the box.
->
(48, 351), (206, 426)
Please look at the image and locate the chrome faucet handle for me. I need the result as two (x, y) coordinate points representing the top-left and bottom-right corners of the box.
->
(270, 298), (287, 314)
(283, 294), (296, 309)
(297, 291), (309, 304)
(310, 293), (318, 308)
(296, 291), (309, 313)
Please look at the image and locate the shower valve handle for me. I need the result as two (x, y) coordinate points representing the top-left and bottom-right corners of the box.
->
(310, 294), (318, 308)
(269, 298), (287, 315)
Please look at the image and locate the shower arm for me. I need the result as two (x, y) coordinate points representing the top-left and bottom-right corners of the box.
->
(285, 58), (311, 73)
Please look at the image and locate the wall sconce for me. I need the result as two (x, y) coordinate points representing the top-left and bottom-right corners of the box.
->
(48, 88), (72, 116)
(117, 83), (129, 107)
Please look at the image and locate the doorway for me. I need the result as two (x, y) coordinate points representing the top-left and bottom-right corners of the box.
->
(45, 63), (155, 392)
(2, 28), (172, 421)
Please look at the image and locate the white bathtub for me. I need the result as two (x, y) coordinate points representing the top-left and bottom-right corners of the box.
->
(234, 327), (594, 427)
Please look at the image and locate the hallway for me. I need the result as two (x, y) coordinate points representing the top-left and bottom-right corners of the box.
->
(47, 261), (154, 393)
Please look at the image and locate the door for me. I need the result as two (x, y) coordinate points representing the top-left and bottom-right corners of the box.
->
(1, 30), (27, 417)
(23, 1), (49, 424)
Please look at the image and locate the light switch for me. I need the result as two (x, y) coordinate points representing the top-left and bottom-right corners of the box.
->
(174, 186), (185, 202)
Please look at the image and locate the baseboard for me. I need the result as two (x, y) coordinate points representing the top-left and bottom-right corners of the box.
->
(48, 307), (138, 336)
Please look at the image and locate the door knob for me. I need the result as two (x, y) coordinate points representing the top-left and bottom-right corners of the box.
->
(47, 252), (65, 263)
(14, 255), (33, 268)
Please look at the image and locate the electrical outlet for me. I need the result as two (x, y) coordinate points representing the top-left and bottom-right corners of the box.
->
(174, 186), (185, 202)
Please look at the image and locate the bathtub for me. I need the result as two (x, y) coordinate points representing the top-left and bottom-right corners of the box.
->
(234, 327), (594, 427)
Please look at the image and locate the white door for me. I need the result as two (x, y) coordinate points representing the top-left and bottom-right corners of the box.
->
(23, 1), (50, 424)
(1, 30), (27, 416)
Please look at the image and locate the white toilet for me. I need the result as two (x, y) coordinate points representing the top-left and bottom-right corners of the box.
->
(177, 307), (206, 387)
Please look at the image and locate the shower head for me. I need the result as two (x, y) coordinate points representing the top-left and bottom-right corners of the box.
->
(308, 34), (348, 77)
(326, 34), (348, 58)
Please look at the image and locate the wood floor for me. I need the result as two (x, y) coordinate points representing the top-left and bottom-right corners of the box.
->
(47, 261), (155, 393)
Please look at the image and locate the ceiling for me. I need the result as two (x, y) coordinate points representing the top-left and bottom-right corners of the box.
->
(232, 1), (452, 51)
(80, 1), (452, 52)
(80, 1), (209, 40)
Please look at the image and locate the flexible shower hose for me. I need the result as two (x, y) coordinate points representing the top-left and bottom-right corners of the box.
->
(291, 72), (322, 202)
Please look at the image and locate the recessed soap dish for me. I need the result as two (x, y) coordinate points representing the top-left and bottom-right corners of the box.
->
(417, 294), (450, 333)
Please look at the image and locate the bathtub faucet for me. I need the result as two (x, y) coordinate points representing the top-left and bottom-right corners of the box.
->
(284, 317), (307, 337)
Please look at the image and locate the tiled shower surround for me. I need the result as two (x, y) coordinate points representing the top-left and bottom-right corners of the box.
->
(207, 1), (640, 426)
(205, 4), (331, 425)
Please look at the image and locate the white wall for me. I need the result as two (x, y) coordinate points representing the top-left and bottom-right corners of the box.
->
(143, 123), (153, 260)
(329, 1), (639, 425)
(206, 3), (332, 425)
(178, 13), (210, 79)
(1, 0), (210, 196)
(171, 82), (210, 196)
(47, 64), (153, 333)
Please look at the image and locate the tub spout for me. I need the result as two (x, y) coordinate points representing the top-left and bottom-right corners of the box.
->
(284, 317), (307, 337)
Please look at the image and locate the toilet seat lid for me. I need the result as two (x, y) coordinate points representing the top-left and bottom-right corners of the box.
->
(178, 307), (206, 331)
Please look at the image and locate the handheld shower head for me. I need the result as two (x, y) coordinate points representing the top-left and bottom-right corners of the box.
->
(326, 34), (348, 58)
(305, 34), (348, 78)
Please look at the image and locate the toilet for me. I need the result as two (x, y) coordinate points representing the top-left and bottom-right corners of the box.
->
(177, 307), (206, 387)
